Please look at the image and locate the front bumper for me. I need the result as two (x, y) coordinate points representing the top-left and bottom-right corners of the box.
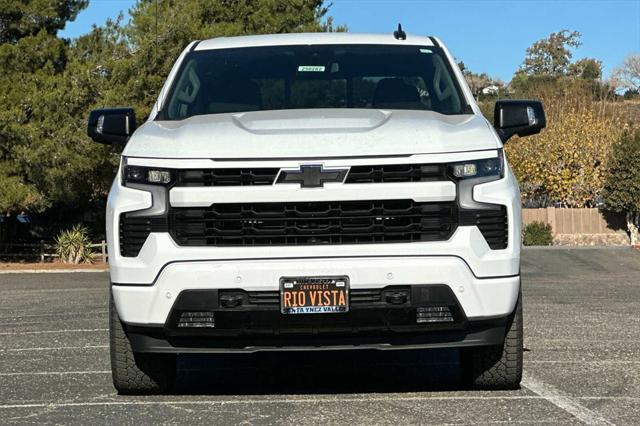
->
(123, 283), (514, 353)
(112, 255), (520, 326)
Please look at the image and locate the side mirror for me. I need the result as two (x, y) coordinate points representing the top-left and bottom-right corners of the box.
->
(87, 108), (137, 145)
(494, 100), (546, 143)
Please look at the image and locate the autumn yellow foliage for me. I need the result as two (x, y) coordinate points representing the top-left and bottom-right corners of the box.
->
(506, 104), (626, 207)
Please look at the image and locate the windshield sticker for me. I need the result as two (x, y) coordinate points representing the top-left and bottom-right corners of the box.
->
(419, 48), (433, 54)
(298, 65), (325, 72)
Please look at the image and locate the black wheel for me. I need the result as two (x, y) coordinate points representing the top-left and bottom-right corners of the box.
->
(462, 291), (523, 390)
(109, 293), (176, 394)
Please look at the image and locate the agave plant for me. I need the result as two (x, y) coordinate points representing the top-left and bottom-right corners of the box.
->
(55, 225), (94, 264)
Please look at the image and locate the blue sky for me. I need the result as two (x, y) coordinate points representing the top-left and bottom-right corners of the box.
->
(60, 0), (640, 82)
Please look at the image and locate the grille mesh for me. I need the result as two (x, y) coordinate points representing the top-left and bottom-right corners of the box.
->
(119, 215), (168, 257)
(177, 168), (279, 187)
(475, 207), (508, 249)
(169, 200), (457, 247)
(459, 206), (508, 250)
(345, 164), (446, 183)
(119, 204), (507, 255)
(174, 164), (447, 187)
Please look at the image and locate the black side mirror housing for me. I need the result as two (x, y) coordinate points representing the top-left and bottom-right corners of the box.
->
(87, 108), (137, 145)
(494, 100), (546, 143)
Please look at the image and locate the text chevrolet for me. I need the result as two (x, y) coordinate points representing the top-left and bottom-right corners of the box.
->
(87, 31), (545, 394)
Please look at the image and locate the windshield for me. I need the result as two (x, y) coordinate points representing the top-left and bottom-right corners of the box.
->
(160, 44), (469, 120)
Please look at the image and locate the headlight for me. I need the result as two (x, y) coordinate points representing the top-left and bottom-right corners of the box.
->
(448, 150), (504, 180)
(122, 161), (175, 186)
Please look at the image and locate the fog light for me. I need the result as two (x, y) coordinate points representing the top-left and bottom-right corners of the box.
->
(177, 311), (215, 328)
(416, 306), (454, 323)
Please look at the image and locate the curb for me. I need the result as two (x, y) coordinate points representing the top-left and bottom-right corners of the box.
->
(0, 269), (108, 274)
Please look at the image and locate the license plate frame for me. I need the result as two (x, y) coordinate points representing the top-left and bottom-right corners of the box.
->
(280, 276), (349, 314)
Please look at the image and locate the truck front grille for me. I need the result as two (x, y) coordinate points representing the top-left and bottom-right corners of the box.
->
(173, 164), (448, 187)
(345, 164), (447, 183)
(177, 168), (280, 187)
(169, 200), (457, 247)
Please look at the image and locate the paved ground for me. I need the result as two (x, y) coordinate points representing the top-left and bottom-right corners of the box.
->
(1, 247), (639, 425)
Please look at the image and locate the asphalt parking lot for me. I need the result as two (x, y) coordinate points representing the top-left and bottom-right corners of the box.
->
(1, 247), (639, 425)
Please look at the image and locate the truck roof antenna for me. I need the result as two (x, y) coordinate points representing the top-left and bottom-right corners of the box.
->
(393, 24), (406, 40)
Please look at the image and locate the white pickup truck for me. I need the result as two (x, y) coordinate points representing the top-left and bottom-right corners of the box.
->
(88, 30), (545, 394)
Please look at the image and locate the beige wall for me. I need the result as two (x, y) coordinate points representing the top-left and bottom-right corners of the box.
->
(522, 208), (626, 235)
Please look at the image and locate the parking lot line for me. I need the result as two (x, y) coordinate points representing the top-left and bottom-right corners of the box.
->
(0, 269), (107, 274)
(522, 371), (613, 426)
(528, 360), (640, 365)
(0, 396), (546, 410)
(1, 394), (639, 411)
(0, 328), (108, 336)
(0, 371), (110, 377)
(0, 311), (107, 320)
(1, 287), (104, 293)
(0, 345), (108, 352)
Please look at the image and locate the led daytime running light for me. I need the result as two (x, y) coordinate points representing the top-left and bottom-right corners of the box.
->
(449, 151), (504, 179)
(123, 164), (174, 186)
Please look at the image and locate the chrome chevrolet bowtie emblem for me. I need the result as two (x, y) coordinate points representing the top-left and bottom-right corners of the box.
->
(276, 165), (348, 188)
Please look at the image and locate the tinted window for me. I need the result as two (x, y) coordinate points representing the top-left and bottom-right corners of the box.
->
(162, 44), (468, 120)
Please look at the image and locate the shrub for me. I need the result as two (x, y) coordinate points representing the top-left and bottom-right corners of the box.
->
(56, 225), (94, 264)
(523, 221), (554, 246)
(601, 129), (640, 245)
(505, 104), (625, 208)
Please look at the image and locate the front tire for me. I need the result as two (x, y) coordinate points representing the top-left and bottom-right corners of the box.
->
(462, 291), (523, 390)
(109, 293), (176, 394)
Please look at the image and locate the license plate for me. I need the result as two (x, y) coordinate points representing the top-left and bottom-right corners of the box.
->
(280, 276), (349, 314)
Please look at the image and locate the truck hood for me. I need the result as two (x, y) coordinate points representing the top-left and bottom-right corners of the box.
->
(123, 109), (500, 159)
